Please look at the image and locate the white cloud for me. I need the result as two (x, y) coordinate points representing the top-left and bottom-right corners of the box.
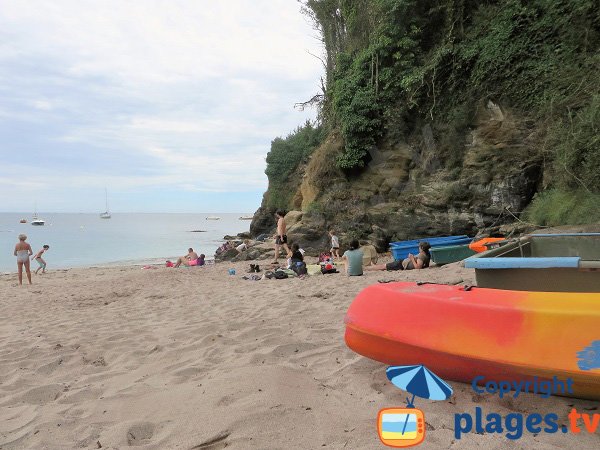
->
(0, 0), (324, 211)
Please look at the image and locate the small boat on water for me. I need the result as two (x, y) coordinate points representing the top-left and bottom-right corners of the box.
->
(206, 216), (221, 220)
(465, 233), (600, 292)
(31, 217), (45, 226)
(19, 218), (27, 224)
(100, 188), (111, 219)
(239, 216), (253, 220)
(344, 281), (600, 400)
(31, 203), (45, 226)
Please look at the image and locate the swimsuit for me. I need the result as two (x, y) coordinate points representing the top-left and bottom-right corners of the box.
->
(275, 234), (288, 245)
(16, 250), (29, 263)
(36, 257), (46, 269)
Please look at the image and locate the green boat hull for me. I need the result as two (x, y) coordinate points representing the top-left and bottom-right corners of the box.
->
(430, 243), (476, 265)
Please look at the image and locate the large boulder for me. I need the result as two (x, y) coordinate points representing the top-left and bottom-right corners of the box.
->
(287, 218), (329, 256)
(284, 210), (303, 228)
(249, 206), (276, 237)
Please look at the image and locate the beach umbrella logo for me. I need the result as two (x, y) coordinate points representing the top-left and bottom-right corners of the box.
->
(377, 365), (453, 448)
(577, 340), (600, 370)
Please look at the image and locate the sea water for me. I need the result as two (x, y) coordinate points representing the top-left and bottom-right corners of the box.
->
(0, 213), (252, 272)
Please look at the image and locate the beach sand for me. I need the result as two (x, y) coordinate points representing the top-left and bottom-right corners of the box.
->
(1, 259), (598, 449)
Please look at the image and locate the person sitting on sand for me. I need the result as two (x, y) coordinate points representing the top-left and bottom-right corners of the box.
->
(174, 248), (200, 267)
(342, 239), (363, 277)
(272, 210), (290, 264)
(288, 243), (307, 275)
(288, 243), (304, 266)
(196, 254), (205, 266)
(236, 240), (250, 253)
(366, 241), (431, 271)
(33, 244), (50, 275)
(14, 234), (33, 285)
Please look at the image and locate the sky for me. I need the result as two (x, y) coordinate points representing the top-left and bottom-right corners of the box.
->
(0, 0), (323, 213)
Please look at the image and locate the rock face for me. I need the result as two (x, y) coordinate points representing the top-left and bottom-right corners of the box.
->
(249, 206), (276, 236)
(250, 101), (543, 252)
(286, 213), (329, 256)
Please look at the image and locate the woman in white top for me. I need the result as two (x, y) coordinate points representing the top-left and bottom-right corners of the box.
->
(14, 234), (33, 285)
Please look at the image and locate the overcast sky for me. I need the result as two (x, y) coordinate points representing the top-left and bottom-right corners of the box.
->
(0, 0), (323, 213)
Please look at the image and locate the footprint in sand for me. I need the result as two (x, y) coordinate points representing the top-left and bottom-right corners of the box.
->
(20, 384), (65, 405)
(126, 421), (155, 446)
(216, 394), (236, 407)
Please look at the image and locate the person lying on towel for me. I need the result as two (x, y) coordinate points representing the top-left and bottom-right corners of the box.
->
(365, 241), (431, 271)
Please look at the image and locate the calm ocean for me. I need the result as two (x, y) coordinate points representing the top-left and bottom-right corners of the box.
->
(0, 213), (252, 273)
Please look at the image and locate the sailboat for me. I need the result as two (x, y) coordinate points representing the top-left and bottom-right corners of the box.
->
(31, 204), (45, 226)
(100, 188), (111, 219)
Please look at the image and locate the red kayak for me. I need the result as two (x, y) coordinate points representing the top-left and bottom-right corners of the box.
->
(344, 282), (600, 399)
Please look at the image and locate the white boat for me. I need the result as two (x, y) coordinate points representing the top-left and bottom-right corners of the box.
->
(100, 188), (111, 219)
(206, 216), (221, 220)
(31, 214), (45, 226)
(238, 216), (253, 220)
(31, 204), (45, 226)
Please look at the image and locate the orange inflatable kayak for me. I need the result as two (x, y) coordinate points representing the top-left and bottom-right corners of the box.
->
(468, 237), (506, 253)
(344, 282), (600, 399)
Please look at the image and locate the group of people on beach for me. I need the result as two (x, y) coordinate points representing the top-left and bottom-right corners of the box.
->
(270, 209), (431, 277)
(13, 234), (49, 285)
(15, 210), (431, 283)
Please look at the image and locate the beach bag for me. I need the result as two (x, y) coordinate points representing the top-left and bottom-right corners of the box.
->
(321, 263), (338, 274)
(319, 252), (332, 263)
(273, 270), (288, 279)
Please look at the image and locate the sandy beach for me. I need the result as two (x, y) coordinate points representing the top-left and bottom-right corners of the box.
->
(1, 259), (598, 449)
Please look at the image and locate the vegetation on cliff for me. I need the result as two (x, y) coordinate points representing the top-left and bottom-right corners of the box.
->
(263, 121), (325, 210)
(260, 0), (599, 233)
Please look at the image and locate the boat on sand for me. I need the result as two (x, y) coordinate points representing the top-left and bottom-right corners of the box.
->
(465, 233), (600, 292)
(345, 282), (600, 400)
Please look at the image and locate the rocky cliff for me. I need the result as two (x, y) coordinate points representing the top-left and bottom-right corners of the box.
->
(251, 100), (541, 253)
(250, 0), (599, 253)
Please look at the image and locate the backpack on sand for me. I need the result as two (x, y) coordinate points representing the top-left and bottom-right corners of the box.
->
(273, 270), (289, 279)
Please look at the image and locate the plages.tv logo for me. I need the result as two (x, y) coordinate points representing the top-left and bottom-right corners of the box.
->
(377, 365), (453, 448)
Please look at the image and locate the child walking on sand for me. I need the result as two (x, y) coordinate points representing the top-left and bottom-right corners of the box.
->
(329, 230), (340, 258)
(33, 245), (50, 274)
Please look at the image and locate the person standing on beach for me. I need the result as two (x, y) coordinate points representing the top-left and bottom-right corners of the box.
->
(14, 234), (33, 285)
(272, 210), (290, 264)
(329, 230), (340, 259)
(33, 245), (50, 275)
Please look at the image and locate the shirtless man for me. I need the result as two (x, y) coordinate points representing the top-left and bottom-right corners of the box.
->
(33, 244), (50, 274)
(14, 234), (33, 285)
(272, 210), (290, 264)
(174, 248), (199, 267)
